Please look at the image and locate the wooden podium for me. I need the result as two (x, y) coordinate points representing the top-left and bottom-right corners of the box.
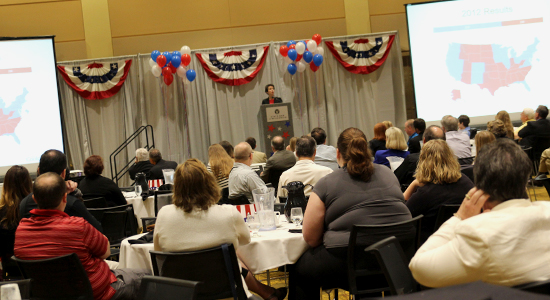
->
(259, 103), (294, 157)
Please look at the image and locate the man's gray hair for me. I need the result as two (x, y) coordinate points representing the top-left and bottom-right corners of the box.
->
(136, 148), (149, 162)
(523, 108), (535, 120)
(441, 115), (459, 132)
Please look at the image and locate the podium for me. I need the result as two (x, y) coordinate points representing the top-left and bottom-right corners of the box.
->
(259, 103), (294, 156)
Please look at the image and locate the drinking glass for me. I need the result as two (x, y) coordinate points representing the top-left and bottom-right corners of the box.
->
(135, 185), (142, 197)
(290, 207), (303, 228)
(247, 214), (261, 237)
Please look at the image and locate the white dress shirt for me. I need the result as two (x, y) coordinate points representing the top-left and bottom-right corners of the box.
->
(314, 144), (339, 170)
(228, 162), (267, 201)
(277, 159), (333, 199)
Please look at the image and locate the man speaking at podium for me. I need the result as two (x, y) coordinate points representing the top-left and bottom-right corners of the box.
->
(261, 84), (282, 105)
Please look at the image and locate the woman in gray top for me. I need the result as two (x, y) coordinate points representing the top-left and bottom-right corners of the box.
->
(293, 127), (412, 300)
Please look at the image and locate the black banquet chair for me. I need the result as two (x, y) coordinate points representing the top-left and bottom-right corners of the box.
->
(137, 275), (200, 300)
(154, 191), (173, 216)
(149, 244), (247, 300)
(12, 253), (94, 300)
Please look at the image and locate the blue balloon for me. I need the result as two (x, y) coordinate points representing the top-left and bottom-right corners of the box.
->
(313, 54), (324, 67)
(172, 51), (181, 57)
(286, 40), (296, 48)
(287, 49), (297, 61)
(303, 51), (313, 63)
(151, 50), (161, 62)
(171, 55), (181, 68)
(186, 69), (196, 82)
(162, 51), (172, 66)
(287, 63), (297, 75)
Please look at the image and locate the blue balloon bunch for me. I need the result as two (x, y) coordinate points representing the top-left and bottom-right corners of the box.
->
(281, 34), (324, 74)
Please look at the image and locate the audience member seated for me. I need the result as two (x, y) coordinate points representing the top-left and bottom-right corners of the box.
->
(207, 144), (233, 191)
(518, 105), (550, 161)
(78, 155), (127, 207)
(311, 127), (339, 171)
(495, 110), (515, 139)
(374, 127), (410, 168)
(260, 136), (296, 185)
(368, 122), (387, 156)
(515, 108), (536, 140)
(382, 120), (393, 128)
(405, 119), (422, 154)
(441, 115), (471, 158)
(228, 142), (267, 201)
(286, 136), (298, 153)
(294, 127), (412, 300)
(0, 166), (32, 274)
(219, 140), (235, 159)
(128, 148), (153, 181)
(153, 159), (286, 300)
(246, 137), (267, 164)
(473, 131), (496, 163)
(395, 125), (446, 186)
(537, 148), (550, 179)
(410, 118), (426, 154)
(409, 139), (550, 288)
(147, 149), (178, 180)
(277, 136), (333, 199)
(458, 114), (471, 137)
(19, 150), (102, 232)
(403, 140), (474, 243)
(15, 172), (150, 300)
(487, 120), (508, 139)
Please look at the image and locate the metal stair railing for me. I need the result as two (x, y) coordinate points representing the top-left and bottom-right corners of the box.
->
(110, 125), (155, 186)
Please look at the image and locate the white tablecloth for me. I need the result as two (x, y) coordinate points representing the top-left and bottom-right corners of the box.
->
(123, 192), (155, 227)
(118, 216), (309, 274)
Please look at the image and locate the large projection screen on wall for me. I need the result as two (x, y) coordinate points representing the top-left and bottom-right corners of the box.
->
(0, 36), (65, 179)
(406, 0), (549, 125)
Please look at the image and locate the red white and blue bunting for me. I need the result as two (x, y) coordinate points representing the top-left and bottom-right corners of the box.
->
(195, 46), (269, 86)
(325, 35), (395, 74)
(57, 60), (132, 100)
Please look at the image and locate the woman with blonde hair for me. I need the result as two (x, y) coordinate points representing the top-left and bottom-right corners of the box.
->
(286, 137), (298, 152)
(382, 120), (393, 129)
(495, 110), (514, 139)
(373, 127), (410, 168)
(368, 122), (387, 156)
(475, 130), (496, 158)
(403, 140), (474, 242)
(154, 159), (286, 300)
(207, 144), (234, 189)
(487, 119), (508, 139)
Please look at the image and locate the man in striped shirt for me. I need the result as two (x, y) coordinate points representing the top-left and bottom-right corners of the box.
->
(14, 172), (149, 300)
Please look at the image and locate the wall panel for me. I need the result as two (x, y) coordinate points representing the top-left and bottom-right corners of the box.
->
(55, 40), (87, 61)
(369, 0), (436, 15)
(370, 14), (408, 51)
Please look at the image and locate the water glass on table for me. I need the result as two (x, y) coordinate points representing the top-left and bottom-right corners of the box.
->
(247, 214), (261, 237)
(290, 207), (303, 228)
(135, 185), (142, 197)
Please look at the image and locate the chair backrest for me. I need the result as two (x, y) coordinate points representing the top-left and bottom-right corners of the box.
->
(218, 195), (250, 206)
(457, 156), (475, 166)
(12, 253), (94, 300)
(138, 275), (199, 300)
(470, 128), (478, 139)
(347, 215), (422, 296)
(460, 165), (474, 182)
(0, 279), (31, 299)
(364, 236), (417, 296)
(82, 196), (107, 209)
(535, 176), (550, 197)
(514, 278), (550, 295)
(141, 217), (157, 233)
(154, 191), (173, 216)
(433, 204), (461, 232)
(88, 204), (137, 237)
(267, 168), (290, 197)
(150, 244), (247, 300)
(102, 210), (128, 244)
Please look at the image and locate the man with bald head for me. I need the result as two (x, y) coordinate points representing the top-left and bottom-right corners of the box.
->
(395, 125), (447, 186)
(228, 142), (267, 201)
(260, 136), (296, 184)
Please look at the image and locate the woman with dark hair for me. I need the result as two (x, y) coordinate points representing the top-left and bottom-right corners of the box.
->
(78, 155), (127, 206)
(0, 165), (32, 273)
(154, 159), (286, 300)
(293, 127), (412, 300)
(368, 122), (387, 156)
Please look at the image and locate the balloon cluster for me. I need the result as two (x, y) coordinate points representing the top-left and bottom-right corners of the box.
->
(280, 34), (324, 75)
(149, 45), (196, 85)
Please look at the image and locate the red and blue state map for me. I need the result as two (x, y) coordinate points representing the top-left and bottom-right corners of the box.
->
(0, 89), (26, 143)
(447, 39), (538, 99)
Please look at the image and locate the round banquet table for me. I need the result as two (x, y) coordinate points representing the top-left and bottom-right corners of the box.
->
(118, 215), (309, 274)
(122, 192), (155, 227)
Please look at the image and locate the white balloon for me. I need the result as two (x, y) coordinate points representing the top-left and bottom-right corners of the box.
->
(283, 56), (293, 64)
(180, 45), (191, 55)
(176, 66), (187, 78)
(295, 42), (306, 55)
(151, 65), (162, 77)
(148, 58), (157, 68)
(297, 61), (306, 73)
(316, 46), (324, 56)
(307, 40), (317, 53)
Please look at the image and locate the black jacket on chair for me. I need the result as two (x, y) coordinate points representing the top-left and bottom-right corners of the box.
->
(518, 118), (550, 160)
(148, 159), (178, 180)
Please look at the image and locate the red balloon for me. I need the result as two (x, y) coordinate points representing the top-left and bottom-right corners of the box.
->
(169, 63), (177, 74)
(162, 66), (171, 76)
(289, 44), (296, 50)
(157, 55), (167, 68)
(279, 45), (289, 57)
(296, 54), (302, 62)
(310, 62), (319, 72)
(164, 73), (174, 86)
(181, 54), (191, 67)
(312, 34), (322, 45)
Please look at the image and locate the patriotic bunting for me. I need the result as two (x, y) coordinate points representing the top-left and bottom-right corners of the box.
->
(325, 35), (395, 74)
(57, 60), (132, 100)
(195, 46), (269, 86)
